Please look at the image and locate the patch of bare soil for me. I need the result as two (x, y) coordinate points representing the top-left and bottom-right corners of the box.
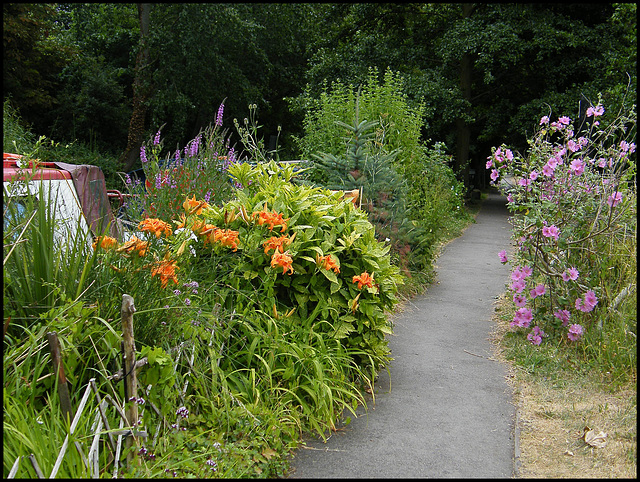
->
(490, 295), (637, 479)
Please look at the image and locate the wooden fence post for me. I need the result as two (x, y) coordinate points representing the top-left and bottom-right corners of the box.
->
(121, 294), (139, 466)
(46, 331), (74, 425)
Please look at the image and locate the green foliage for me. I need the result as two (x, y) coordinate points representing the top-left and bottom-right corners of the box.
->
(3, 100), (36, 154)
(3, 300), (123, 478)
(233, 103), (282, 164)
(145, 3), (316, 156)
(3, 98), (124, 191)
(3, 95), (470, 478)
(294, 69), (469, 279)
(3, 390), (91, 478)
(294, 68), (425, 164)
(2, 4), (74, 127)
(301, 4), (637, 186)
(50, 54), (131, 153)
(190, 160), (403, 373)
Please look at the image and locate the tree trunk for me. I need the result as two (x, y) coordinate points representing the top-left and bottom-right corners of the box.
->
(119, 4), (152, 173)
(455, 3), (474, 191)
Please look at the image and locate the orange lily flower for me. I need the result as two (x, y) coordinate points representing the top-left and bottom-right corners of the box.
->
(210, 228), (239, 251)
(139, 218), (172, 238)
(271, 251), (294, 275)
(316, 254), (340, 273)
(92, 235), (118, 250)
(183, 195), (210, 215)
(263, 235), (292, 254)
(191, 219), (210, 236)
(193, 222), (217, 243)
(117, 236), (149, 256)
(352, 271), (374, 290)
(151, 259), (180, 288)
(253, 203), (288, 232)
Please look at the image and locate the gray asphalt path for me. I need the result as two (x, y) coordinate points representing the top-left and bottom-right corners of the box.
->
(287, 191), (515, 478)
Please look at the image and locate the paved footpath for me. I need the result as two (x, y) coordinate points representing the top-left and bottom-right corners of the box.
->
(287, 191), (516, 478)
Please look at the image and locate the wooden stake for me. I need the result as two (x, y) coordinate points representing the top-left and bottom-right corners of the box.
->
(46, 331), (74, 426)
(120, 294), (139, 466)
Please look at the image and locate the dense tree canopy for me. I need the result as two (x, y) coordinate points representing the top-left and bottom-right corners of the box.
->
(3, 3), (636, 186)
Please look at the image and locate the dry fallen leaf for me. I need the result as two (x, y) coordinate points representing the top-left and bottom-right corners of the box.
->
(583, 426), (607, 448)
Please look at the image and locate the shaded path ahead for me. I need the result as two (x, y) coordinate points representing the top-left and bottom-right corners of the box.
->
(287, 192), (515, 478)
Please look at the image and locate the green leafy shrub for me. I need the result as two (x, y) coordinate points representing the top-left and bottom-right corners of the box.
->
(188, 160), (403, 373)
(293, 67), (469, 281)
(88, 156), (401, 446)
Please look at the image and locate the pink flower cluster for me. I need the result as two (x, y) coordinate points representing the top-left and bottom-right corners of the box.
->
(486, 146), (514, 183)
(561, 267), (579, 282)
(575, 290), (598, 313)
(567, 324), (583, 341)
(510, 307), (533, 328)
(491, 102), (633, 347)
(542, 224), (560, 241)
(527, 326), (546, 345)
(509, 265), (533, 293)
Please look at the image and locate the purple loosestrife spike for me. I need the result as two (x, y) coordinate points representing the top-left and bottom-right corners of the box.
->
(216, 103), (224, 126)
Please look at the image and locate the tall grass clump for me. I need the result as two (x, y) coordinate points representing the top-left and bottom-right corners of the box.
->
(3, 152), (97, 334)
(3, 164), (124, 477)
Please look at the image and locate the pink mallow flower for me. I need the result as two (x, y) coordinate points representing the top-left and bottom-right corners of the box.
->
(567, 140), (580, 153)
(575, 290), (598, 312)
(542, 225), (560, 241)
(567, 324), (583, 341)
(513, 294), (527, 307)
(498, 250), (508, 264)
(584, 290), (598, 308)
(554, 309), (571, 326)
(619, 140), (636, 155)
(511, 308), (533, 328)
(561, 267), (579, 282)
(529, 284), (546, 299)
(527, 326), (545, 345)
(586, 105), (604, 117)
(510, 279), (526, 294)
(607, 191), (623, 208)
(542, 164), (555, 177)
(505, 149), (514, 161)
(569, 159), (585, 176)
